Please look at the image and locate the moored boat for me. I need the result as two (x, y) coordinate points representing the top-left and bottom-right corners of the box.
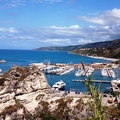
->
(75, 68), (84, 76)
(0, 59), (6, 63)
(52, 80), (66, 90)
(101, 68), (116, 78)
(101, 68), (108, 77)
(111, 79), (120, 84)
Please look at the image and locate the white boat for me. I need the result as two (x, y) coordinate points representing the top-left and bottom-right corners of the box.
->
(0, 69), (2, 72)
(101, 68), (116, 78)
(0, 59), (6, 63)
(111, 79), (120, 84)
(75, 65), (84, 76)
(109, 69), (116, 78)
(82, 67), (94, 76)
(75, 68), (84, 76)
(52, 80), (66, 89)
(59, 67), (74, 75)
(85, 67), (94, 76)
(101, 68), (109, 77)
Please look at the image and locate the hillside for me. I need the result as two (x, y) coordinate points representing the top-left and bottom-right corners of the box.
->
(35, 45), (82, 51)
(72, 39), (120, 59)
(35, 40), (114, 51)
(35, 39), (120, 59)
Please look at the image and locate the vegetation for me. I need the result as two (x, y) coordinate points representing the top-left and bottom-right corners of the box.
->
(84, 77), (120, 120)
(33, 97), (88, 120)
(72, 39), (120, 59)
(36, 38), (120, 59)
(84, 77), (106, 120)
(35, 40), (112, 51)
(105, 103), (120, 119)
(0, 99), (23, 117)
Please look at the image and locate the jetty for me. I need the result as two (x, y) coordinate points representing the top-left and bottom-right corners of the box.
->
(72, 79), (111, 83)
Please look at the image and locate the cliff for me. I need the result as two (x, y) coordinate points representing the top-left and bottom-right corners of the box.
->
(0, 66), (119, 119)
(0, 66), (92, 120)
(0, 66), (51, 119)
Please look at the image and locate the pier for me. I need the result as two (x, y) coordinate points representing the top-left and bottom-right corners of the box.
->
(72, 79), (111, 83)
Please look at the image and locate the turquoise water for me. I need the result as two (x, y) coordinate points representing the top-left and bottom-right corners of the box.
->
(0, 49), (119, 92)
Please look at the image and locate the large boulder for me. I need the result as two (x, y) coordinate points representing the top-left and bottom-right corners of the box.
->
(0, 66), (50, 95)
(0, 66), (51, 115)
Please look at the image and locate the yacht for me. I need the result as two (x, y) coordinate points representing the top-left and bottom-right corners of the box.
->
(75, 65), (84, 76)
(101, 68), (109, 77)
(75, 68), (84, 76)
(52, 80), (66, 90)
(109, 69), (116, 78)
(59, 66), (74, 75)
(0, 59), (6, 63)
(85, 67), (94, 76)
(0, 69), (2, 73)
(101, 68), (116, 78)
(111, 79), (120, 84)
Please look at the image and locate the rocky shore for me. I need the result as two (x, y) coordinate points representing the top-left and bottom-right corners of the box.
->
(0, 66), (51, 119)
(0, 66), (120, 120)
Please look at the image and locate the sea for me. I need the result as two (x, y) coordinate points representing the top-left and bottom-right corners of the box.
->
(0, 49), (120, 92)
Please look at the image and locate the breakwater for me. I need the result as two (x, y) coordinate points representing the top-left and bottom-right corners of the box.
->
(72, 79), (111, 83)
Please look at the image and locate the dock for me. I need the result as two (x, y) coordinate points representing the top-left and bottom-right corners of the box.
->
(72, 79), (111, 83)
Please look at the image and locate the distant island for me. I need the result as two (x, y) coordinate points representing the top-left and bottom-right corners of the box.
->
(35, 38), (120, 60)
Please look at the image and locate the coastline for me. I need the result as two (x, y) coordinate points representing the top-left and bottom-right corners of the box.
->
(68, 52), (119, 62)
(86, 56), (118, 62)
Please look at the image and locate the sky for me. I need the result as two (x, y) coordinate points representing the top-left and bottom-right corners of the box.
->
(0, 0), (120, 49)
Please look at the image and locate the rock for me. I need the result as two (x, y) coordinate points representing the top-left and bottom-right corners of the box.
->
(0, 66), (50, 95)
(0, 66), (51, 118)
(0, 65), (90, 120)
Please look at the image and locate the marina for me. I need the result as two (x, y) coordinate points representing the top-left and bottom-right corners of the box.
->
(0, 50), (120, 92)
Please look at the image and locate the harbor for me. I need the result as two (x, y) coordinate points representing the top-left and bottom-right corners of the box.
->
(29, 60), (119, 78)
(28, 60), (120, 93)
(0, 50), (120, 93)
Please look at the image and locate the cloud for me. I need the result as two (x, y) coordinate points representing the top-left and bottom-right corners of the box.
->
(0, 23), (120, 49)
(0, 0), (26, 8)
(0, 27), (18, 33)
(69, 25), (80, 29)
(77, 8), (120, 25)
(33, 0), (62, 2)
(0, 0), (62, 8)
(78, 16), (105, 25)
(7, 0), (26, 7)
(42, 38), (71, 45)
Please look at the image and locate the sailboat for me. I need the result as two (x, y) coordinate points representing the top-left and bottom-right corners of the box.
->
(85, 67), (94, 76)
(75, 62), (84, 76)
(75, 65), (84, 76)
(101, 68), (116, 78)
(101, 68), (109, 77)
(111, 68), (120, 84)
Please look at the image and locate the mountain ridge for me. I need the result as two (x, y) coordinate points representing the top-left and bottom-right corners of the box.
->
(35, 39), (120, 59)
